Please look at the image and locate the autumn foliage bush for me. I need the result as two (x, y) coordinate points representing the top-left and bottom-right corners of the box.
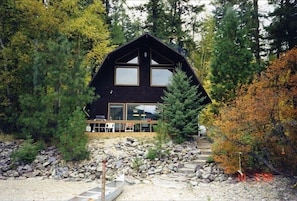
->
(212, 48), (297, 175)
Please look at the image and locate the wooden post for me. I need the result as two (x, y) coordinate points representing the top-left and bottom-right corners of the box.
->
(102, 158), (107, 201)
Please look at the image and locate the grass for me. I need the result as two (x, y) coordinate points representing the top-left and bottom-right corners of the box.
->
(0, 133), (15, 142)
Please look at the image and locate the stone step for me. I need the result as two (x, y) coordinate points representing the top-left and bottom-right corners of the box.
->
(184, 163), (198, 169)
(178, 163), (197, 174)
(197, 141), (212, 146)
(178, 160), (216, 174)
(192, 159), (208, 164)
(198, 144), (212, 148)
(200, 148), (212, 153)
(197, 154), (211, 160)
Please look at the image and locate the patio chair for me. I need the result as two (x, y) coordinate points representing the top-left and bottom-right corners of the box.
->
(105, 123), (115, 132)
(124, 123), (134, 132)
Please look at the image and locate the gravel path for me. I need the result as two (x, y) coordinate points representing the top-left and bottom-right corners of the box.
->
(1, 175), (296, 201)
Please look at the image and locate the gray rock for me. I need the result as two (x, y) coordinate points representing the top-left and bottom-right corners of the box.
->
(42, 162), (50, 167)
(0, 138), (228, 184)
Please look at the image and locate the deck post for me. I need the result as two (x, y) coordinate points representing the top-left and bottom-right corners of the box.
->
(102, 158), (107, 201)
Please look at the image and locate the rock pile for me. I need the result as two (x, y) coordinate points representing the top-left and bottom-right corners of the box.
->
(0, 138), (226, 184)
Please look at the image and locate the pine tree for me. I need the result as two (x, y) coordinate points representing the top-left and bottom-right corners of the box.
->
(159, 68), (206, 143)
(58, 107), (90, 161)
(19, 37), (94, 152)
(144, 0), (168, 40)
(0, 0), (111, 135)
(266, 0), (297, 58)
(210, 6), (254, 102)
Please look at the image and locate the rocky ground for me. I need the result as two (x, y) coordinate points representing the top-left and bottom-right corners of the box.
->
(1, 137), (297, 201)
(0, 137), (223, 183)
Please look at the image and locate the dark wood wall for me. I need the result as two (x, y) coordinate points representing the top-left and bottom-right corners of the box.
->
(88, 34), (211, 119)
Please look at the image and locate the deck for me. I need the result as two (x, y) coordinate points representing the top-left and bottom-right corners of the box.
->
(86, 119), (158, 138)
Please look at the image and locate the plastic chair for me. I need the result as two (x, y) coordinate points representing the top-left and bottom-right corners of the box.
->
(124, 123), (134, 132)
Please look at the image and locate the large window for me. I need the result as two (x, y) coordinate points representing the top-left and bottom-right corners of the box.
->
(151, 68), (173, 86)
(127, 104), (158, 120)
(108, 103), (158, 132)
(108, 103), (158, 121)
(115, 67), (139, 86)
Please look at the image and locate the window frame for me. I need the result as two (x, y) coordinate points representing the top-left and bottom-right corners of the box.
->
(108, 103), (158, 121)
(150, 67), (174, 87)
(116, 49), (139, 65)
(114, 66), (140, 86)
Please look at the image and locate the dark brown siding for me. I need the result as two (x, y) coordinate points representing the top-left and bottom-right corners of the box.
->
(88, 34), (211, 119)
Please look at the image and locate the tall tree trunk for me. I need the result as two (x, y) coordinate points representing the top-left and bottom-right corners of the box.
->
(252, 0), (261, 65)
(152, 0), (158, 35)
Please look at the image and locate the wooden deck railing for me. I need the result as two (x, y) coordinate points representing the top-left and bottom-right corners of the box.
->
(86, 119), (158, 133)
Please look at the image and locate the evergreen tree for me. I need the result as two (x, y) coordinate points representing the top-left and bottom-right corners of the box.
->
(19, 37), (94, 146)
(104, 0), (127, 45)
(159, 68), (206, 143)
(210, 6), (254, 102)
(144, 0), (168, 40)
(0, 0), (110, 135)
(212, 0), (264, 68)
(266, 0), (297, 58)
(165, 0), (204, 53)
(104, 0), (143, 45)
(58, 107), (90, 161)
(251, 0), (261, 65)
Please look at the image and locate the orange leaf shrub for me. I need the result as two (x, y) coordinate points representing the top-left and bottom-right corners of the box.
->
(212, 48), (297, 175)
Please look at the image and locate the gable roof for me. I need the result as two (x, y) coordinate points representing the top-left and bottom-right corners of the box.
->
(90, 33), (211, 106)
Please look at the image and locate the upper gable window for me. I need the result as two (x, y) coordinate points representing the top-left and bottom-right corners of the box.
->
(151, 50), (174, 66)
(116, 49), (139, 65)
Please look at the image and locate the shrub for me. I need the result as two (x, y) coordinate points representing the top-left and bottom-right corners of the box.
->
(212, 48), (297, 175)
(155, 120), (169, 146)
(57, 108), (89, 161)
(146, 146), (169, 160)
(11, 138), (44, 164)
(146, 147), (160, 160)
(131, 158), (143, 172)
(146, 121), (170, 160)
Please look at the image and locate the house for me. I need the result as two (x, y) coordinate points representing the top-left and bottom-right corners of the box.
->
(86, 33), (211, 133)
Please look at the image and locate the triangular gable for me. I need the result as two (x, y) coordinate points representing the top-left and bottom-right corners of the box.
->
(116, 49), (139, 64)
(151, 50), (174, 65)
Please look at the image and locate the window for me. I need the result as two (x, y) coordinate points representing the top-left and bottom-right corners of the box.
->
(115, 49), (139, 86)
(116, 49), (139, 64)
(109, 104), (124, 120)
(108, 103), (158, 132)
(151, 68), (173, 86)
(151, 50), (174, 65)
(150, 50), (174, 87)
(115, 67), (139, 86)
(108, 103), (158, 121)
(127, 104), (158, 120)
